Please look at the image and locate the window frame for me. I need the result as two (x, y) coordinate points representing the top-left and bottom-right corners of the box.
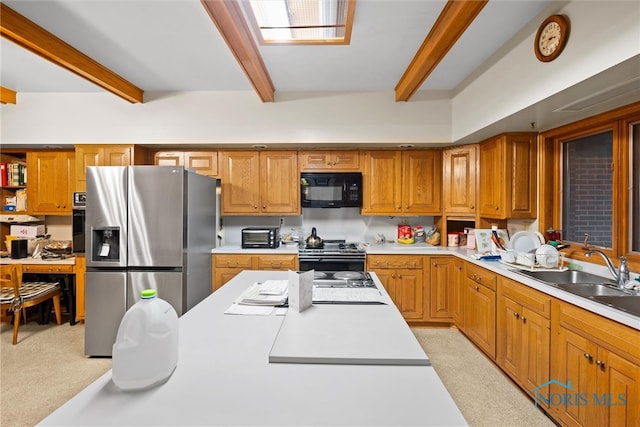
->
(539, 101), (640, 272)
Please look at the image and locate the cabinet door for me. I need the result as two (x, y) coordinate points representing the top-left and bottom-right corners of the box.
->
(299, 151), (333, 170)
(403, 151), (441, 215)
(451, 258), (465, 327)
(103, 147), (132, 166)
(395, 268), (424, 320)
(602, 349), (640, 427)
(74, 146), (102, 192)
(464, 277), (496, 358)
(213, 268), (244, 291)
(372, 269), (395, 302)
(184, 151), (218, 177)
(520, 307), (550, 393)
(221, 151), (260, 214)
(508, 134), (537, 218)
(256, 254), (297, 270)
(430, 257), (453, 320)
(361, 151), (402, 215)
(27, 151), (74, 214)
(498, 296), (523, 381)
(479, 137), (505, 218)
(260, 151), (299, 215)
(75, 255), (86, 322)
(443, 145), (477, 214)
(331, 151), (360, 170)
(552, 328), (600, 427)
(154, 151), (183, 166)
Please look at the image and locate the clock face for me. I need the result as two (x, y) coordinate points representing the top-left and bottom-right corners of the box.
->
(538, 21), (562, 57)
(535, 15), (570, 62)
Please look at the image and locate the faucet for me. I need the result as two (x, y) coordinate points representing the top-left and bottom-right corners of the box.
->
(585, 250), (630, 288)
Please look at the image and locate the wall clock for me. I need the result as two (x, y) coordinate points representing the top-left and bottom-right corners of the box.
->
(534, 14), (570, 62)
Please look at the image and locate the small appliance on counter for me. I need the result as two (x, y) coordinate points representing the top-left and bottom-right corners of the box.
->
(241, 227), (280, 249)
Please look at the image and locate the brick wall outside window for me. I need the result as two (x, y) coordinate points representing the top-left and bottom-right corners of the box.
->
(562, 132), (613, 247)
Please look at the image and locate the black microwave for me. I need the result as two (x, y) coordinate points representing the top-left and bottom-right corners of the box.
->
(301, 172), (363, 208)
(242, 227), (280, 249)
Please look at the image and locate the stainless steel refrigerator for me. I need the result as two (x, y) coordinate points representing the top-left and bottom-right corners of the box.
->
(84, 166), (217, 356)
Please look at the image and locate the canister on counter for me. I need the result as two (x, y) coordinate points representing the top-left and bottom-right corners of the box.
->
(447, 232), (459, 247)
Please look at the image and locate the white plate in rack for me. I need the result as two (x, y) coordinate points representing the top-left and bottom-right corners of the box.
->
(509, 231), (544, 253)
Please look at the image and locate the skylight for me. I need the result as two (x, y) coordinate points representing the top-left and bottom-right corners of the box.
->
(244, 0), (355, 44)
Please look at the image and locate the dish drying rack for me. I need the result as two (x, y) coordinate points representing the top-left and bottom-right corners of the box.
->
(497, 249), (567, 272)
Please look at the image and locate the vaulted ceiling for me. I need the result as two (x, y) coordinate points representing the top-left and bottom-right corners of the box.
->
(1, 0), (554, 104)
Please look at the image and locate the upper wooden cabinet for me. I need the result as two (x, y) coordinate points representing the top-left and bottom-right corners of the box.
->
(362, 150), (442, 216)
(74, 145), (149, 192)
(443, 144), (477, 215)
(478, 133), (537, 219)
(298, 150), (360, 171)
(220, 150), (299, 216)
(154, 151), (219, 177)
(26, 151), (75, 215)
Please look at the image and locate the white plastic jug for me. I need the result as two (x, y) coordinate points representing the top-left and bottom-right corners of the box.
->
(112, 289), (179, 391)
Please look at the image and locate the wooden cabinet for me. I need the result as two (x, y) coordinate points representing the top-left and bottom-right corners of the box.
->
(551, 301), (640, 427)
(220, 151), (299, 215)
(362, 150), (441, 215)
(74, 145), (148, 192)
(212, 253), (298, 291)
(463, 263), (496, 359)
(75, 255), (86, 323)
(154, 151), (219, 177)
(497, 277), (551, 399)
(429, 257), (454, 320)
(299, 150), (360, 171)
(26, 151), (75, 215)
(478, 133), (537, 219)
(451, 257), (465, 327)
(367, 255), (425, 321)
(443, 144), (477, 215)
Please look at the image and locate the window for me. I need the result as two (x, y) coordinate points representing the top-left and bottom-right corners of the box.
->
(244, 0), (355, 44)
(562, 131), (613, 248)
(539, 102), (640, 271)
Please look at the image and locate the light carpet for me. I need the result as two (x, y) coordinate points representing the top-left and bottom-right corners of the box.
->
(2, 321), (555, 426)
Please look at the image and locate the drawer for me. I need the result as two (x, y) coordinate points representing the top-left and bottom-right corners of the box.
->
(465, 263), (497, 291)
(499, 277), (551, 318)
(256, 255), (297, 270)
(22, 264), (74, 274)
(214, 254), (253, 268)
(368, 255), (423, 269)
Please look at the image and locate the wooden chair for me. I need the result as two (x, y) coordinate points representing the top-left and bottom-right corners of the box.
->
(0, 264), (62, 345)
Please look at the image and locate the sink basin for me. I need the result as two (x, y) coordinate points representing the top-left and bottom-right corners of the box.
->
(591, 296), (640, 317)
(555, 283), (628, 297)
(516, 270), (613, 285)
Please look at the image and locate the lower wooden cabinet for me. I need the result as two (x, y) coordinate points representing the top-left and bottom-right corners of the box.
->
(451, 258), (465, 327)
(551, 301), (640, 427)
(212, 254), (298, 291)
(497, 277), (551, 398)
(429, 257), (454, 320)
(75, 255), (86, 323)
(462, 263), (496, 359)
(367, 255), (425, 321)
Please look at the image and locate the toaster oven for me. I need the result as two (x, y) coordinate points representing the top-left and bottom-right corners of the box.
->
(241, 227), (280, 249)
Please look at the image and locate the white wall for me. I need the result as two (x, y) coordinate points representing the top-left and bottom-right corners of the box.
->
(0, 91), (451, 146)
(452, 1), (640, 141)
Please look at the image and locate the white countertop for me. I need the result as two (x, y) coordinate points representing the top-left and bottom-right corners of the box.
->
(211, 244), (640, 330)
(0, 256), (76, 265)
(39, 270), (467, 427)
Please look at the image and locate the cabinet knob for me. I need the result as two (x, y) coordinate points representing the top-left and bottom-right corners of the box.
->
(495, 206), (499, 211)
(475, 286), (479, 291)
(583, 353), (593, 361)
(521, 316), (526, 323)
(470, 205), (474, 209)
(397, 274), (402, 279)
(262, 205), (266, 209)
(595, 360), (605, 369)
(513, 312), (520, 319)
(391, 274), (396, 279)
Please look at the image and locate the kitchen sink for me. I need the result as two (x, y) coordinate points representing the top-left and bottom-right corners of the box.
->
(554, 283), (628, 297)
(516, 270), (614, 285)
(591, 296), (640, 317)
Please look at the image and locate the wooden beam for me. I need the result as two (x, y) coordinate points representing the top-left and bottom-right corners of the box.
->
(0, 3), (143, 103)
(1, 86), (17, 104)
(201, 0), (275, 102)
(395, 0), (488, 102)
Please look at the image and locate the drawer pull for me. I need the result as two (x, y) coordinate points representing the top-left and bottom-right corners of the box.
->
(521, 316), (526, 323)
(584, 353), (593, 361)
(595, 360), (605, 369)
(513, 312), (520, 319)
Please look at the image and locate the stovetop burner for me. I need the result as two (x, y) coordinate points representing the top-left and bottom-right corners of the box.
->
(311, 271), (375, 288)
(299, 240), (365, 255)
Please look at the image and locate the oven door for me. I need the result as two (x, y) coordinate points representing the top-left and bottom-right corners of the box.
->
(72, 209), (86, 253)
(299, 256), (365, 272)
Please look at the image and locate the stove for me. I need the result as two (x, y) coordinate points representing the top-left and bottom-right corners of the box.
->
(298, 240), (366, 272)
(312, 271), (375, 288)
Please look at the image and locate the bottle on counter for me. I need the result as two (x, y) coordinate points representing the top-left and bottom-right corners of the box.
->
(112, 289), (179, 391)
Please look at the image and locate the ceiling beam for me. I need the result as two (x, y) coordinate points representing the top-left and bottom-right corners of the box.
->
(0, 3), (143, 103)
(395, 0), (488, 102)
(201, 0), (275, 102)
(1, 86), (17, 104)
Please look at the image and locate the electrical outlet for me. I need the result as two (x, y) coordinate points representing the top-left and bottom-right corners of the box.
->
(279, 217), (284, 227)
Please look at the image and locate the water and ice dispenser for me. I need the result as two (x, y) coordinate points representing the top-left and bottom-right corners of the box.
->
(91, 227), (121, 262)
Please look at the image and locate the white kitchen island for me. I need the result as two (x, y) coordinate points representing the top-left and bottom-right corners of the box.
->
(39, 270), (467, 426)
